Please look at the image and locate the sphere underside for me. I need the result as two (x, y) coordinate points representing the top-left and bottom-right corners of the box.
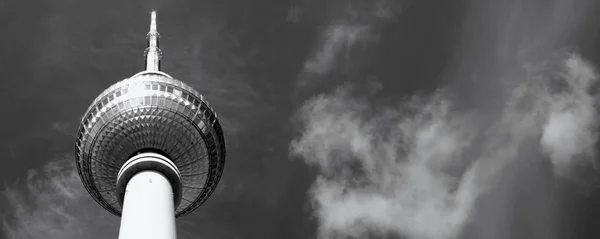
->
(76, 72), (226, 217)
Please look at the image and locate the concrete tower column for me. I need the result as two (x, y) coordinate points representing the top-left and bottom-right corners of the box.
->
(118, 171), (176, 239)
(116, 152), (182, 239)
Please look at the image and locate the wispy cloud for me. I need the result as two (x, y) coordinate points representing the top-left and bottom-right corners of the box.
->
(540, 54), (599, 177)
(290, 53), (599, 239)
(297, 0), (406, 86)
(303, 24), (372, 76)
(52, 120), (77, 137)
(1, 155), (120, 239)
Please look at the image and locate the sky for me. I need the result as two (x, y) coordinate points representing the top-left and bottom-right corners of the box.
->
(2, 0), (600, 238)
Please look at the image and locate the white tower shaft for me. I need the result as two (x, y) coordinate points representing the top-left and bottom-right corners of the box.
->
(118, 170), (177, 239)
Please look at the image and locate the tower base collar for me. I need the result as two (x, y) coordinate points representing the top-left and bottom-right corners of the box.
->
(116, 152), (182, 209)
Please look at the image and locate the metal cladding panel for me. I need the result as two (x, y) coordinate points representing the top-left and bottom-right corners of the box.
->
(75, 72), (226, 217)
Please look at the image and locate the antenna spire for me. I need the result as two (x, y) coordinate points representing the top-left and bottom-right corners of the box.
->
(144, 10), (161, 71)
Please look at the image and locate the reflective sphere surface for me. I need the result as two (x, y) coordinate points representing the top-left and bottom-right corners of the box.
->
(75, 72), (226, 217)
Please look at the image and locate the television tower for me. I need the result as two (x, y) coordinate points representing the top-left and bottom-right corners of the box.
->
(75, 10), (226, 239)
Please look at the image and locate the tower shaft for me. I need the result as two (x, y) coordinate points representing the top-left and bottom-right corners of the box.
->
(118, 169), (177, 238)
(116, 151), (181, 239)
(145, 10), (162, 71)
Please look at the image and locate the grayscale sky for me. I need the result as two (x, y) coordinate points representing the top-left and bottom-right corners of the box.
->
(2, 0), (600, 238)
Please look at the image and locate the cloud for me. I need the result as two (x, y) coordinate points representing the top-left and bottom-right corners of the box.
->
(297, 0), (406, 86)
(291, 87), (481, 239)
(540, 54), (599, 177)
(290, 53), (600, 239)
(1, 155), (120, 239)
(52, 121), (77, 137)
(302, 24), (373, 76)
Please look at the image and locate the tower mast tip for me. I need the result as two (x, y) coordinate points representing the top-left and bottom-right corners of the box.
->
(144, 10), (161, 71)
(150, 10), (157, 32)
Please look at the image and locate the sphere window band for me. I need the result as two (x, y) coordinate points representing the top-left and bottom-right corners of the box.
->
(79, 82), (214, 134)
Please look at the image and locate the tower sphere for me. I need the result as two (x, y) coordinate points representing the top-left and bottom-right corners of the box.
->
(75, 13), (226, 217)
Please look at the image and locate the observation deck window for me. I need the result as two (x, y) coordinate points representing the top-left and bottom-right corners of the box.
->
(182, 105), (191, 116)
(181, 92), (189, 101)
(206, 135), (215, 148)
(193, 116), (202, 125)
(197, 120), (206, 131)
(173, 89), (182, 97)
